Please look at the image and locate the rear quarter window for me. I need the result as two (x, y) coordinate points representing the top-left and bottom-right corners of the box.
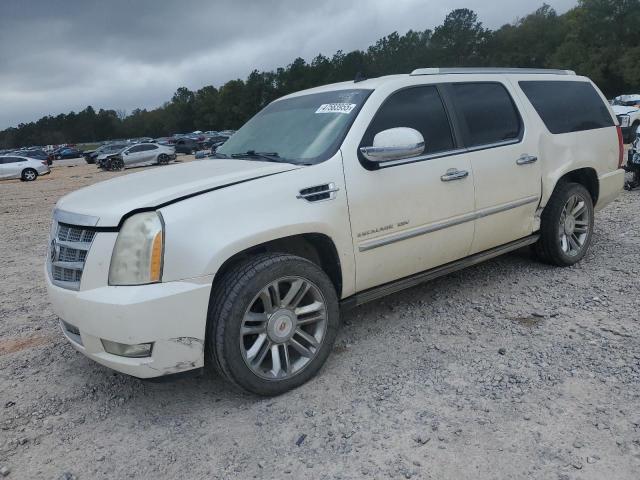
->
(519, 81), (614, 134)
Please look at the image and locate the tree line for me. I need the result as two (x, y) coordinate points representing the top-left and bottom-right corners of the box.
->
(2, 0), (639, 149)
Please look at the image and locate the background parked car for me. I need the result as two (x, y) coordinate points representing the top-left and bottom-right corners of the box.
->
(612, 94), (640, 142)
(173, 137), (202, 154)
(51, 147), (83, 160)
(90, 143), (130, 165)
(0, 155), (50, 181)
(101, 143), (176, 171)
(16, 148), (51, 165)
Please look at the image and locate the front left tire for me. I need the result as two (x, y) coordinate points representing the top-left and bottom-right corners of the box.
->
(206, 253), (340, 396)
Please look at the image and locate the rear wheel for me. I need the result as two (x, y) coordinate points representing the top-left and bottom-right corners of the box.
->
(207, 253), (340, 396)
(534, 182), (594, 266)
(21, 168), (37, 181)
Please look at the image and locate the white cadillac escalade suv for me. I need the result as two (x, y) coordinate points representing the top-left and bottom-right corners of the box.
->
(46, 68), (625, 395)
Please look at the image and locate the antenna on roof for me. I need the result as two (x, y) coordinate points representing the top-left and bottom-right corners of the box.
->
(354, 72), (367, 83)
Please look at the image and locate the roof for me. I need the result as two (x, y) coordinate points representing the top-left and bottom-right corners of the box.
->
(280, 67), (582, 100)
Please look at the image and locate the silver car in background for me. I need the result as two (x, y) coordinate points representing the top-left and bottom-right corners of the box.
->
(100, 143), (176, 171)
(0, 155), (51, 181)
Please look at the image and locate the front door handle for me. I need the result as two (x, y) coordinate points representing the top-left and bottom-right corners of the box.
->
(440, 168), (469, 182)
(516, 154), (538, 165)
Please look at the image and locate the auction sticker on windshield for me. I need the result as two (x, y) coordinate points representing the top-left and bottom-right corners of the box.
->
(315, 103), (357, 114)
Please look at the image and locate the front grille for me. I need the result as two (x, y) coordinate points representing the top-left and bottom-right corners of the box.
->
(48, 222), (96, 290)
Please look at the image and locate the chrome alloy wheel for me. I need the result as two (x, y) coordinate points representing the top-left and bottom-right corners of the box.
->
(23, 170), (36, 181)
(559, 193), (590, 256)
(240, 276), (327, 380)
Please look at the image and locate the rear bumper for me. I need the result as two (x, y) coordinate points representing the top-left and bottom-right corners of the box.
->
(596, 169), (625, 211)
(46, 270), (213, 378)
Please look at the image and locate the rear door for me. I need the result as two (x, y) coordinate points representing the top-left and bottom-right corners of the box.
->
(444, 81), (541, 254)
(143, 144), (159, 163)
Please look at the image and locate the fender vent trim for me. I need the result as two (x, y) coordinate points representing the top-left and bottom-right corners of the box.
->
(297, 183), (339, 202)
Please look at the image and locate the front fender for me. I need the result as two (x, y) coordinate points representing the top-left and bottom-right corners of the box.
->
(158, 155), (356, 298)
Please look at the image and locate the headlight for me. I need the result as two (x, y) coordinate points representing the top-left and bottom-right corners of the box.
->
(109, 212), (164, 285)
(620, 115), (631, 127)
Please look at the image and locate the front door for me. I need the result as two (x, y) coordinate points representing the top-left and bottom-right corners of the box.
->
(342, 85), (476, 292)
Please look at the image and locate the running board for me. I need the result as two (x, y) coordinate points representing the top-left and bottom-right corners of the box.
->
(341, 234), (539, 309)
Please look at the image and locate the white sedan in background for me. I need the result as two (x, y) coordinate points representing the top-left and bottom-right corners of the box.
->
(0, 155), (51, 181)
(100, 143), (177, 171)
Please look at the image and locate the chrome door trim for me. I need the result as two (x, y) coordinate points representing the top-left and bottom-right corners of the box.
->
(358, 195), (539, 252)
(53, 209), (100, 227)
(371, 139), (523, 169)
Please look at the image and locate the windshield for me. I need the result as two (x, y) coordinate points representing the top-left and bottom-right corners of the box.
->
(217, 89), (371, 164)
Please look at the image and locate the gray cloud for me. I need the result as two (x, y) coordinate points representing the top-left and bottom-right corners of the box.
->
(0, 0), (577, 129)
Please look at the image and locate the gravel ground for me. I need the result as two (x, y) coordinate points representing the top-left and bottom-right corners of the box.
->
(1, 158), (639, 480)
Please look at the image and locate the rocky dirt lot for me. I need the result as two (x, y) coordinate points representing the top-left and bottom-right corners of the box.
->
(0, 158), (639, 480)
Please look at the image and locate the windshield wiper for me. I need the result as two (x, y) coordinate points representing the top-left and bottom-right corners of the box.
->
(230, 150), (287, 163)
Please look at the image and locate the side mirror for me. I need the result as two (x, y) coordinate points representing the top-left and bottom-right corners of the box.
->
(360, 127), (425, 163)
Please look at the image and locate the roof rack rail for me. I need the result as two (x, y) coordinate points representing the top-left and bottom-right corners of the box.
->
(410, 67), (576, 76)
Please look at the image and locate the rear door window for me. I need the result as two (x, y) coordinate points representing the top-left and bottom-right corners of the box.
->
(448, 82), (522, 147)
(519, 81), (614, 134)
(360, 85), (454, 160)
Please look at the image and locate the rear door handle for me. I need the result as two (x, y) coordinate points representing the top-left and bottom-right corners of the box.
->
(440, 168), (469, 182)
(516, 154), (538, 165)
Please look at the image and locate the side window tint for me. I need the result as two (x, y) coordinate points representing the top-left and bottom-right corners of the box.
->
(519, 81), (614, 134)
(450, 83), (522, 147)
(361, 86), (454, 157)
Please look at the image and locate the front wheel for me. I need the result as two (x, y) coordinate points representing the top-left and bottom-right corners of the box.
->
(207, 253), (340, 396)
(157, 154), (170, 165)
(21, 168), (38, 181)
(534, 182), (594, 266)
(107, 158), (124, 171)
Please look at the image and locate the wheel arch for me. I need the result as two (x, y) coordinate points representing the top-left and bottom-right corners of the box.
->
(210, 233), (343, 299)
(554, 167), (599, 206)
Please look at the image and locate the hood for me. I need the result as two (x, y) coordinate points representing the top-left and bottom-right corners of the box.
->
(612, 105), (638, 116)
(56, 159), (301, 227)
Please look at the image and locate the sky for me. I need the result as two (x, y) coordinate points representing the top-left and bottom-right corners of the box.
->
(0, 0), (578, 129)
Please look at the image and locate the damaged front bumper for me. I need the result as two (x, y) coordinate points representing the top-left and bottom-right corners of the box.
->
(46, 273), (213, 378)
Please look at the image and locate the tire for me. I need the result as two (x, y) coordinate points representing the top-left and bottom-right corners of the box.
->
(206, 253), (340, 396)
(533, 182), (594, 267)
(21, 168), (38, 181)
(107, 158), (124, 171)
(157, 154), (169, 165)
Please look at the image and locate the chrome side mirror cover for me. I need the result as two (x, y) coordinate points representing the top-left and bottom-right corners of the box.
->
(360, 127), (425, 163)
